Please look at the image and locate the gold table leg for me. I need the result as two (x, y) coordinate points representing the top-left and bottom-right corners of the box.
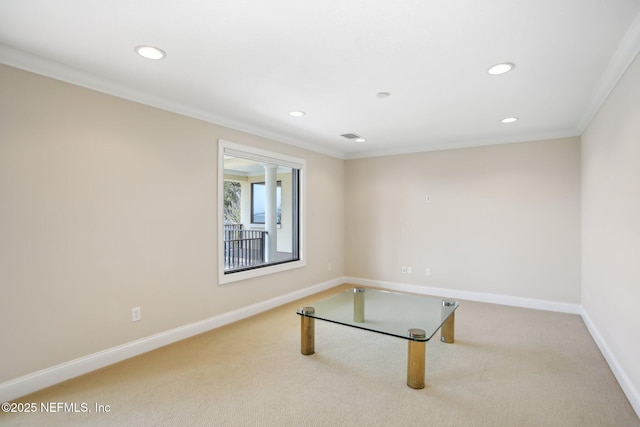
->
(300, 306), (315, 355)
(407, 328), (426, 389)
(353, 288), (365, 323)
(441, 301), (456, 343)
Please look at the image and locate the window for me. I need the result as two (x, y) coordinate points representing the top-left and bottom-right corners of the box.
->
(251, 181), (281, 224)
(218, 140), (305, 284)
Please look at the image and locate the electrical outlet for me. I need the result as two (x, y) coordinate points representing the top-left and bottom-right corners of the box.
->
(425, 195), (432, 203)
(425, 267), (431, 276)
(132, 307), (141, 322)
(407, 266), (412, 274)
(401, 266), (407, 274)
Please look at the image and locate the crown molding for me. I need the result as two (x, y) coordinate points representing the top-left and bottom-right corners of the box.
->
(0, 44), (346, 160)
(575, 12), (640, 133)
(4, 13), (639, 163)
(344, 130), (581, 160)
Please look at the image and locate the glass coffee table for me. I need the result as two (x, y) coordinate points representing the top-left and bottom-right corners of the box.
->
(297, 287), (458, 389)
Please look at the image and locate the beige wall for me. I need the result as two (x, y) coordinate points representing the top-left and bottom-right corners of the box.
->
(345, 137), (581, 303)
(3, 53), (638, 407)
(582, 52), (640, 403)
(0, 64), (345, 382)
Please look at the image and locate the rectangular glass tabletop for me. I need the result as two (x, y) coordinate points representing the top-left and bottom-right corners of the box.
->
(297, 288), (458, 341)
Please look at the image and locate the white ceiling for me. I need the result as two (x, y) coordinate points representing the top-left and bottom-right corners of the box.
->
(2, 0), (640, 159)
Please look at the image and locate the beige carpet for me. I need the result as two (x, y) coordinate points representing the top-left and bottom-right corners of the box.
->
(2, 284), (638, 426)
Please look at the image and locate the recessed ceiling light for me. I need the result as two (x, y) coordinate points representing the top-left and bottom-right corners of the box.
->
(135, 46), (166, 60)
(501, 117), (518, 124)
(289, 111), (306, 117)
(354, 138), (366, 143)
(488, 63), (514, 75)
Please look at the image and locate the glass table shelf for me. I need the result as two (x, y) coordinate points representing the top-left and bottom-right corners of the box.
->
(297, 287), (459, 389)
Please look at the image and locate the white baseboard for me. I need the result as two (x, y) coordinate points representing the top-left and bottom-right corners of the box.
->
(346, 276), (638, 418)
(580, 307), (640, 417)
(345, 277), (582, 314)
(4, 276), (637, 421)
(0, 277), (343, 403)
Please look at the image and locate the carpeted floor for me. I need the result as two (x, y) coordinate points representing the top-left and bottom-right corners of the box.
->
(2, 284), (638, 426)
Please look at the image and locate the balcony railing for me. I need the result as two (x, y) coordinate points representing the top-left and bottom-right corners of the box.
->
(224, 224), (267, 271)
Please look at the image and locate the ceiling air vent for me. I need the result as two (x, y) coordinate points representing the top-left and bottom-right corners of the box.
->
(341, 133), (361, 140)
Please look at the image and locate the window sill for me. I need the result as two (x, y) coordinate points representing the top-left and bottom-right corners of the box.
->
(219, 259), (306, 285)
